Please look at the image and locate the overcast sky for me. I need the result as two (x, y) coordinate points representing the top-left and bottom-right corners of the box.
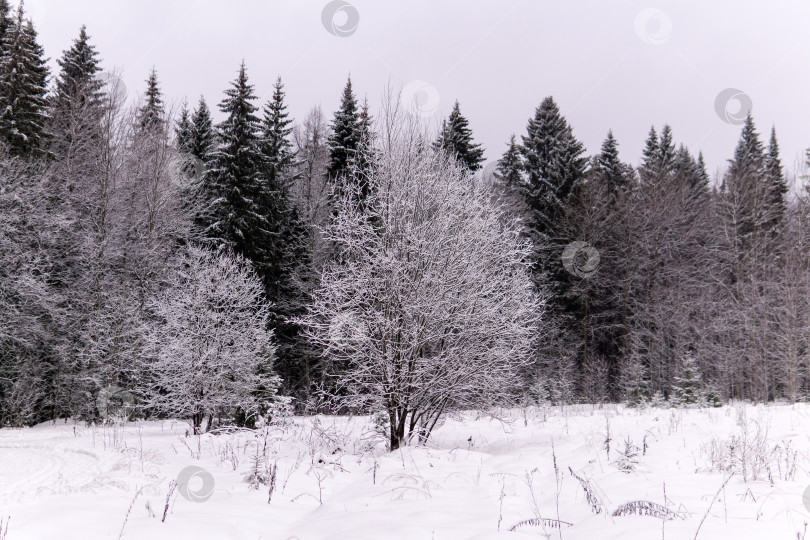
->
(25, 0), (810, 184)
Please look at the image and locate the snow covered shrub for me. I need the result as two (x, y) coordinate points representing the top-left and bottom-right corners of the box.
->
(732, 410), (771, 482)
(143, 246), (279, 434)
(701, 408), (772, 482)
(301, 112), (541, 450)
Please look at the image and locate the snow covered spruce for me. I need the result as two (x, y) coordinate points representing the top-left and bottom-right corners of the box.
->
(300, 114), (541, 450)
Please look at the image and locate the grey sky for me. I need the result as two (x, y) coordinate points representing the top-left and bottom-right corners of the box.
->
(26, 0), (810, 184)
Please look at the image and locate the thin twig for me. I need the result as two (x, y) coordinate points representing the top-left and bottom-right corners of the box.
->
(118, 487), (144, 540)
(694, 473), (734, 540)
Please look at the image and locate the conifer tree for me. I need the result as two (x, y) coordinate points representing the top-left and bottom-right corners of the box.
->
(0, 0), (11, 57)
(0, 5), (49, 155)
(726, 113), (765, 182)
(207, 61), (301, 366)
(433, 100), (485, 172)
(723, 113), (766, 251)
(174, 100), (203, 197)
(257, 74), (302, 305)
(206, 62), (267, 259)
(639, 126), (659, 182)
(658, 124), (676, 173)
(696, 152), (710, 189)
(136, 68), (165, 132)
(519, 96), (587, 243)
(672, 353), (702, 406)
(673, 144), (697, 183)
(640, 124), (677, 184)
(593, 130), (629, 196)
(517, 97), (588, 394)
(492, 134), (526, 219)
(764, 126), (787, 232)
(495, 134), (523, 188)
(175, 101), (192, 152)
(260, 76), (295, 184)
(48, 25), (105, 168)
(51, 25), (103, 115)
(22, 19), (47, 128)
(189, 96), (215, 163)
(186, 96), (216, 232)
(258, 76), (313, 400)
(354, 96), (374, 196)
(621, 357), (649, 407)
(326, 76), (359, 190)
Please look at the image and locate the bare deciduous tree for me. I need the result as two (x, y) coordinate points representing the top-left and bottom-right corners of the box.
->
(302, 111), (541, 449)
(144, 246), (278, 434)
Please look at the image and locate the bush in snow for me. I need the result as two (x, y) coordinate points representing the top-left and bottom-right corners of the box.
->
(143, 246), (279, 434)
(301, 111), (541, 450)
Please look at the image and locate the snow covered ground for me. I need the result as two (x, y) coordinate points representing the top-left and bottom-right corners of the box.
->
(2, 404), (810, 539)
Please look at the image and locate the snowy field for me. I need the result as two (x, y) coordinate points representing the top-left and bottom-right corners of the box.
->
(2, 404), (810, 539)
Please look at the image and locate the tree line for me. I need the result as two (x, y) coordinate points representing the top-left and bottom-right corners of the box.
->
(0, 2), (807, 438)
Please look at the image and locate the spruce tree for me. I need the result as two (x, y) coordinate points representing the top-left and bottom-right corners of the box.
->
(519, 96), (587, 242)
(189, 96), (215, 163)
(51, 25), (103, 115)
(23, 19), (47, 120)
(433, 100), (485, 172)
(0, 0), (11, 58)
(672, 353), (702, 407)
(696, 152), (710, 190)
(206, 62), (266, 256)
(175, 101), (192, 153)
(256, 73), (303, 305)
(136, 68), (165, 132)
(48, 25), (104, 165)
(492, 134), (525, 218)
(673, 144), (696, 183)
(0, 5), (49, 155)
(258, 76), (312, 401)
(326, 76), (359, 190)
(640, 124), (678, 185)
(727, 113), (765, 181)
(621, 357), (649, 407)
(723, 113), (766, 243)
(260, 76), (295, 185)
(355, 96), (374, 194)
(639, 126), (659, 183)
(174, 100), (203, 195)
(593, 130), (629, 196)
(495, 134), (523, 188)
(518, 95), (588, 381)
(658, 124), (676, 173)
(187, 97), (216, 234)
(764, 127), (787, 232)
(207, 61), (296, 345)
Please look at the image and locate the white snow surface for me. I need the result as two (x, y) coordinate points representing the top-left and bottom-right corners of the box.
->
(1, 404), (810, 539)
